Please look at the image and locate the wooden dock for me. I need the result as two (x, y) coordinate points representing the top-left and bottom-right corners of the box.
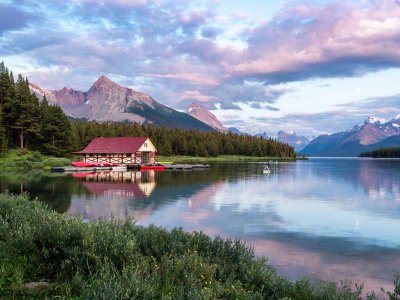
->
(164, 164), (210, 170)
(51, 166), (127, 173)
(52, 164), (209, 173)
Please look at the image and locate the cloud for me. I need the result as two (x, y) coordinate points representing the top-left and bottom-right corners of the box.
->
(243, 93), (400, 136)
(180, 90), (219, 102)
(146, 73), (220, 86)
(3, 0), (400, 138)
(265, 105), (280, 111)
(224, 1), (400, 83)
(0, 3), (38, 34)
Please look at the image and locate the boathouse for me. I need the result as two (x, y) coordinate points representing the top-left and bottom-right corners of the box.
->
(74, 137), (158, 164)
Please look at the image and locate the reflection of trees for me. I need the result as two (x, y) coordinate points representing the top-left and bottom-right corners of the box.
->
(0, 171), (79, 213)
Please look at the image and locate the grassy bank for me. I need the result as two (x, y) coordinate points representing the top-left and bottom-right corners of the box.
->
(0, 149), (71, 170)
(1, 194), (398, 299)
(159, 155), (305, 163)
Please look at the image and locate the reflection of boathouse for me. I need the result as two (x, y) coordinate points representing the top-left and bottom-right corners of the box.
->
(69, 171), (158, 222)
(74, 137), (158, 164)
(73, 171), (157, 198)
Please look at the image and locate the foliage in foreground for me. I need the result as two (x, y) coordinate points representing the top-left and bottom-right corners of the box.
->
(0, 149), (71, 170)
(0, 193), (399, 299)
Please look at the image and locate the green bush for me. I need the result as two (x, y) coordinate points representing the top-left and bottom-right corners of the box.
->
(42, 157), (71, 167)
(0, 149), (70, 170)
(0, 193), (398, 299)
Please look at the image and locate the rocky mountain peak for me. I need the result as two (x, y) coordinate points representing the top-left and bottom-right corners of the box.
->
(276, 130), (311, 152)
(364, 116), (387, 125)
(29, 77), (215, 131)
(186, 103), (228, 132)
(90, 75), (122, 91)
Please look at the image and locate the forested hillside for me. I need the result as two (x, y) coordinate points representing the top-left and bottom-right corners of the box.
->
(0, 62), (295, 158)
(72, 121), (295, 157)
(359, 147), (400, 158)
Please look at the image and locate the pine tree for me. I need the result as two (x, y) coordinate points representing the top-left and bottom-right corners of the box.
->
(41, 99), (73, 156)
(12, 75), (41, 149)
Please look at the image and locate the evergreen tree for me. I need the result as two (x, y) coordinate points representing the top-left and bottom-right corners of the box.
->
(40, 99), (73, 156)
(12, 75), (41, 149)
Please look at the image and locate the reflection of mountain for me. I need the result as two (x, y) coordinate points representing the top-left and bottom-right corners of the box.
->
(309, 159), (400, 213)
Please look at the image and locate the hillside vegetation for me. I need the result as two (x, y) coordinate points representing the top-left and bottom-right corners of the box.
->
(359, 147), (400, 158)
(1, 193), (399, 299)
(0, 149), (70, 170)
(71, 121), (296, 158)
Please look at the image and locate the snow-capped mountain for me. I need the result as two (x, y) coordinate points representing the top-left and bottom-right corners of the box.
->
(301, 115), (400, 156)
(185, 103), (228, 132)
(30, 76), (214, 131)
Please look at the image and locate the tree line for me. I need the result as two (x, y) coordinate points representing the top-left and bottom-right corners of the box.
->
(0, 62), (295, 158)
(359, 147), (400, 158)
(71, 121), (296, 158)
(0, 62), (73, 156)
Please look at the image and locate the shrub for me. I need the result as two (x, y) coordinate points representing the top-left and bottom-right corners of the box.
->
(0, 193), (397, 299)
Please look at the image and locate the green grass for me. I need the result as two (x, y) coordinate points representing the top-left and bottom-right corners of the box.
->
(0, 149), (71, 170)
(0, 193), (398, 299)
(159, 155), (305, 163)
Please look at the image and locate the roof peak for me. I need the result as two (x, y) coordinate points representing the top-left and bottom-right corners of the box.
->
(74, 137), (152, 154)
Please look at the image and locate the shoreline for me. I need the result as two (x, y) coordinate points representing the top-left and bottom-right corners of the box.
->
(159, 155), (305, 163)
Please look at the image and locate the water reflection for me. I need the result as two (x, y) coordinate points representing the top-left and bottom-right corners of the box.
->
(1, 159), (400, 294)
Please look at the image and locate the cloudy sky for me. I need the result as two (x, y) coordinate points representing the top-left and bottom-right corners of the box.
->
(1, 0), (400, 136)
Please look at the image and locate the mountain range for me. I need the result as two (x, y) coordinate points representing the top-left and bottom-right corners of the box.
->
(257, 131), (312, 152)
(30, 77), (399, 157)
(301, 115), (400, 156)
(30, 76), (214, 131)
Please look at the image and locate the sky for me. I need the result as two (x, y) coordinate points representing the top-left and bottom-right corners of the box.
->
(1, 0), (400, 136)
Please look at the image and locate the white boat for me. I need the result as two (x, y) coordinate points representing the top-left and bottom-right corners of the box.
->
(112, 166), (128, 172)
(263, 165), (271, 174)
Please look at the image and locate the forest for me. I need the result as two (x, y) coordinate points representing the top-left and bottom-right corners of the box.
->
(359, 147), (400, 158)
(0, 62), (295, 158)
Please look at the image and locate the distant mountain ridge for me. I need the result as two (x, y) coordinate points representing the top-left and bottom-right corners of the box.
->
(276, 131), (311, 152)
(256, 131), (312, 152)
(185, 103), (228, 132)
(30, 76), (215, 131)
(301, 115), (400, 156)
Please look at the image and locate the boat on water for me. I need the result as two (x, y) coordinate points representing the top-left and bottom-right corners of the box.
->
(140, 165), (166, 171)
(263, 165), (271, 174)
(71, 161), (118, 167)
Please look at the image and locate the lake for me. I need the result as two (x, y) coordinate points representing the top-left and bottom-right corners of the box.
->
(1, 158), (400, 294)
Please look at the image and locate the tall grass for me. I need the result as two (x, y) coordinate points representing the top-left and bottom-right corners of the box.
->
(0, 193), (398, 299)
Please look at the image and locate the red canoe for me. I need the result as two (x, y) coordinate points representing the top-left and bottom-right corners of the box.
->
(71, 162), (118, 167)
(140, 165), (166, 171)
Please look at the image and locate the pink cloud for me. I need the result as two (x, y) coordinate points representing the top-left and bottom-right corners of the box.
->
(224, 1), (400, 78)
(146, 72), (220, 86)
(180, 90), (219, 102)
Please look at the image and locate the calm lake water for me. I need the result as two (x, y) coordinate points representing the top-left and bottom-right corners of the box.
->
(2, 158), (400, 293)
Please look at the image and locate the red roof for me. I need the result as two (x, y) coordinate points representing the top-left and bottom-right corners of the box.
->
(74, 137), (151, 154)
